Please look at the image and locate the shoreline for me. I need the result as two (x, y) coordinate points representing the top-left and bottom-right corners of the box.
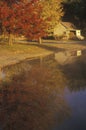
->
(0, 40), (86, 69)
(0, 51), (53, 69)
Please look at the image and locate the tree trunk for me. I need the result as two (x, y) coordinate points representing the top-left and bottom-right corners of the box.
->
(39, 37), (42, 44)
(8, 33), (13, 45)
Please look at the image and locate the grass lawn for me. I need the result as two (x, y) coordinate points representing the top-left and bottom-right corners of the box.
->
(0, 42), (52, 68)
(0, 40), (86, 68)
(0, 43), (50, 54)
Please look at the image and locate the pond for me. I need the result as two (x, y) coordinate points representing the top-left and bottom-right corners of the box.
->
(0, 54), (86, 130)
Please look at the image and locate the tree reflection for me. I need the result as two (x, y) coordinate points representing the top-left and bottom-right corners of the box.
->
(60, 55), (86, 91)
(0, 60), (71, 130)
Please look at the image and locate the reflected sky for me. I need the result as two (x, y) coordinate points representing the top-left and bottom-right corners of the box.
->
(55, 88), (86, 130)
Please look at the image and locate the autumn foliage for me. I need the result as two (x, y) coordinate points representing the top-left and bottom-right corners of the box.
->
(0, 0), (63, 44)
(0, 0), (47, 44)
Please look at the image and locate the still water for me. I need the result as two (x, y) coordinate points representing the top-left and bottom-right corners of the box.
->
(0, 54), (86, 130)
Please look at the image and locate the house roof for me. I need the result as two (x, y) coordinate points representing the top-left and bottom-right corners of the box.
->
(61, 22), (76, 31)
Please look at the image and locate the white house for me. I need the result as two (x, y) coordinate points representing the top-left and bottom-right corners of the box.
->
(53, 22), (84, 40)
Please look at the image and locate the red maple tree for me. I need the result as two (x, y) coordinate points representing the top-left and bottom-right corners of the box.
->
(0, 0), (47, 45)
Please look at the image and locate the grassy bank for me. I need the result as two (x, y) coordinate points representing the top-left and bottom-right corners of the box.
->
(0, 40), (86, 68)
(0, 43), (52, 69)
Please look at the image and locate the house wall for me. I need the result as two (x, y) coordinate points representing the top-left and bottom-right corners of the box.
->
(76, 30), (81, 36)
(54, 23), (67, 36)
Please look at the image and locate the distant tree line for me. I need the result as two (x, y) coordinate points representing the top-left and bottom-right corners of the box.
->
(63, 0), (86, 28)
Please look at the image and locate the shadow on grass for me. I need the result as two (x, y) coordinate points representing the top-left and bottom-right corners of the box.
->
(19, 39), (66, 53)
(31, 43), (65, 53)
(13, 39), (66, 52)
(0, 39), (8, 45)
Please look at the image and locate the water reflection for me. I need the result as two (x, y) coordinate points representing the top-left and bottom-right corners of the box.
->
(0, 56), (70, 130)
(60, 55), (86, 91)
(1, 54), (86, 130)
